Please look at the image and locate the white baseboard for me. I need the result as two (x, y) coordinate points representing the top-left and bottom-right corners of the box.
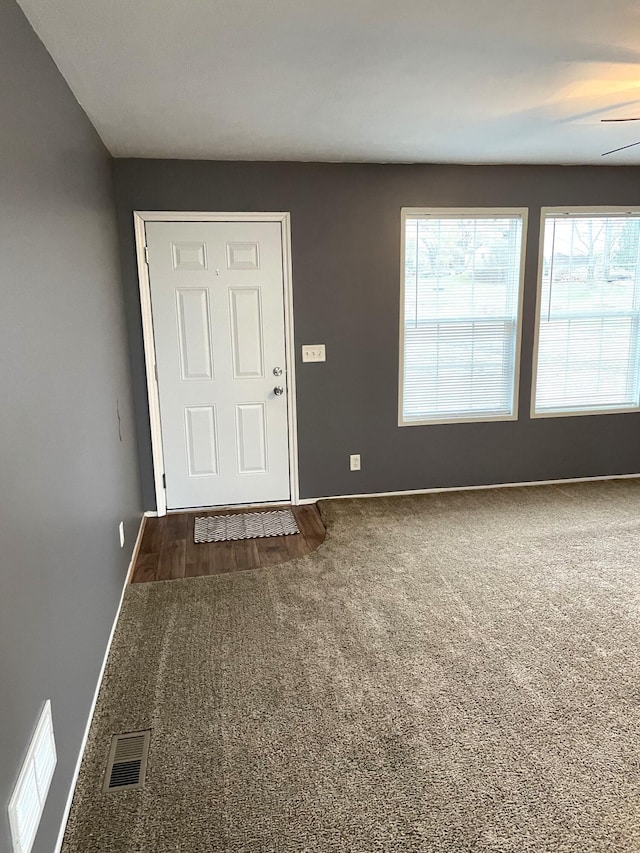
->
(147, 473), (640, 514)
(54, 513), (147, 853)
(298, 472), (640, 504)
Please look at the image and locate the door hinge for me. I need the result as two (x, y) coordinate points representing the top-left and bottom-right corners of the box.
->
(144, 245), (150, 265)
(162, 473), (166, 489)
(154, 363), (158, 384)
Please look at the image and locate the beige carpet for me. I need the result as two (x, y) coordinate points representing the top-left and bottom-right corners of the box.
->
(63, 481), (640, 852)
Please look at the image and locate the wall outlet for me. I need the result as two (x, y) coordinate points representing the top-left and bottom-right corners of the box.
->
(119, 521), (125, 548)
(350, 454), (361, 471)
(302, 344), (326, 363)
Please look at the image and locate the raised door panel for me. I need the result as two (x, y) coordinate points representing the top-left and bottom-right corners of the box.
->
(229, 287), (264, 379)
(172, 242), (208, 271)
(235, 403), (268, 474)
(226, 241), (260, 270)
(185, 406), (219, 477)
(176, 288), (214, 380)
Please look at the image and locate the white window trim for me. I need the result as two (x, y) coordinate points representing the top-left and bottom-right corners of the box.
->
(530, 206), (640, 420)
(398, 207), (528, 427)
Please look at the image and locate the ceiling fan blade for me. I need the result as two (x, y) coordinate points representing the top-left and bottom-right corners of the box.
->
(601, 117), (640, 122)
(602, 139), (640, 156)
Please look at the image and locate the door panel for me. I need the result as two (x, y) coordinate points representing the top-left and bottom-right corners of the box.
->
(176, 288), (214, 380)
(235, 403), (268, 474)
(146, 220), (290, 509)
(185, 406), (219, 477)
(229, 288), (264, 378)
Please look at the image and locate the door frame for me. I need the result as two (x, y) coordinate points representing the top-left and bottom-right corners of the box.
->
(133, 211), (299, 516)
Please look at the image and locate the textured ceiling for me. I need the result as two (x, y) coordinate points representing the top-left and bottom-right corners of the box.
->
(17, 0), (640, 163)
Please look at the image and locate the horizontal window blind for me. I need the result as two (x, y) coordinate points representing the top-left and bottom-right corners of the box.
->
(401, 212), (524, 424)
(534, 213), (640, 415)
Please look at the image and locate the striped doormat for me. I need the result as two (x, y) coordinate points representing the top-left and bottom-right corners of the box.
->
(194, 509), (300, 543)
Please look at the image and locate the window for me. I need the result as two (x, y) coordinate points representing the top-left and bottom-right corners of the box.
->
(532, 209), (640, 417)
(399, 209), (527, 425)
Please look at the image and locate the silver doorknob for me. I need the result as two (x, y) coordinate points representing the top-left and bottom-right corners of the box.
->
(273, 367), (283, 376)
(273, 386), (284, 396)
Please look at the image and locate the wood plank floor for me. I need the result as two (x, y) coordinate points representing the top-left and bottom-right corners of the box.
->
(131, 504), (325, 584)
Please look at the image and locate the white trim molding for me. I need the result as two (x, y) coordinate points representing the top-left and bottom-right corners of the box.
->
(531, 206), (640, 420)
(54, 515), (147, 853)
(398, 207), (529, 427)
(133, 211), (299, 515)
(300, 472), (640, 504)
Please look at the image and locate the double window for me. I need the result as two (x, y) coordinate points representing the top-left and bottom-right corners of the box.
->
(399, 209), (527, 425)
(399, 207), (640, 424)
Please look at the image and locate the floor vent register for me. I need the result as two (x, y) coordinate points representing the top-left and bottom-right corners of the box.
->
(103, 731), (151, 793)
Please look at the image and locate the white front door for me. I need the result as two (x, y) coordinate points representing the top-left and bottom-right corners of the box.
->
(146, 220), (291, 509)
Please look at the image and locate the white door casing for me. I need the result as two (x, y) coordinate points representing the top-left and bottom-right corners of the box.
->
(142, 217), (295, 510)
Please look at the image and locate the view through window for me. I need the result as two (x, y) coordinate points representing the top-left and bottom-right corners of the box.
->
(400, 210), (526, 425)
(533, 211), (640, 416)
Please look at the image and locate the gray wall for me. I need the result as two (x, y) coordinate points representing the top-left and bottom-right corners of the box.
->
(0, 2), (142, 851)
(114, 160), (640, 507)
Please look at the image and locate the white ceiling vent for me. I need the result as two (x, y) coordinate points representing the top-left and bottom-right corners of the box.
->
(8, 700), (57, 853)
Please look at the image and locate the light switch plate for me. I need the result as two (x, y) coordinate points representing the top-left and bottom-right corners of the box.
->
(302, 344), (326, 363)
